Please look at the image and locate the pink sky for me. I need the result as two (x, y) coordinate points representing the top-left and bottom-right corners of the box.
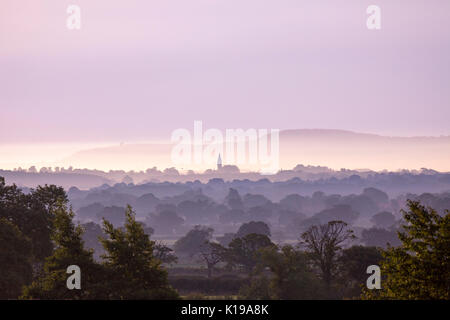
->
(1, 0), (450, 148)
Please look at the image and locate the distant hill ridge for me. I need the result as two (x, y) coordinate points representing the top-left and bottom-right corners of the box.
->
(56, 129), (450, 172)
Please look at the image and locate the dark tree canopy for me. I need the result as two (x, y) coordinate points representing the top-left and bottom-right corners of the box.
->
(371, 211), (396, 229)
(81, 222), (105, 261)
(313, 204), (360, 225)
(199, 241), (226, 278)
(219, 208), (245, 225)
(0, 177), (68, 262)
(338, 246), (382, 298)
(361, 227), (401, 248)
(363, 187), (389, 206)
(227, 233), (275, 272)
(173, 225), (214, 257)
(236, 221), (271, 238)
(96, 206), (126, 227)
(154, 241), (178, 265)
(100, 205), (179, 299)
(364, 200), (450, 300)
(225, 188), (244, 210)
(0, 218), (33, 299)
(22, 203), (106, 299)
(146, 210), (184, 235)
(255, 245), (324, 300)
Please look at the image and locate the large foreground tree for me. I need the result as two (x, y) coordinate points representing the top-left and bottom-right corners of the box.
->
(22, 203), (106, 299)
(0, 178), (67, 263)
(364, 200), (449, 299)
(0, 218), (33, 299)
(100, 205), (179, 299)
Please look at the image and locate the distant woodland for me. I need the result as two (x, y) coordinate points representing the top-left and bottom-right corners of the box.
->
(1, 171), (449, 300)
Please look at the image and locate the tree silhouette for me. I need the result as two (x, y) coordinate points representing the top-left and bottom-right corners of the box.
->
(300, 220), (355, 289)
(199, 242), (226, 278)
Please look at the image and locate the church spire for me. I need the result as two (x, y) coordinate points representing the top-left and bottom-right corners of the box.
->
(217, 153), (222, 170)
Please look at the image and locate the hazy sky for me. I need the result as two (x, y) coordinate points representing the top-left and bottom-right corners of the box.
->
(1, 0), (450, 147)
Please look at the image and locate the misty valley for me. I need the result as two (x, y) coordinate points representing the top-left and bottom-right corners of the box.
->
(1, 166), (449, 300)
(1, 0), (450, 305)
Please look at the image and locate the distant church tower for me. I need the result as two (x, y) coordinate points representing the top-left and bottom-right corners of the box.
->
(217, 153), (222, 170)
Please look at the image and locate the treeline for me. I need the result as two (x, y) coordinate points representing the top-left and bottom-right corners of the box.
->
(5, 165), (450, 196)
(168, 221), (373, 299)
(70, 182), (450, 250)
(1, 177), (449, 299)
(0, 177), (177, 299)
